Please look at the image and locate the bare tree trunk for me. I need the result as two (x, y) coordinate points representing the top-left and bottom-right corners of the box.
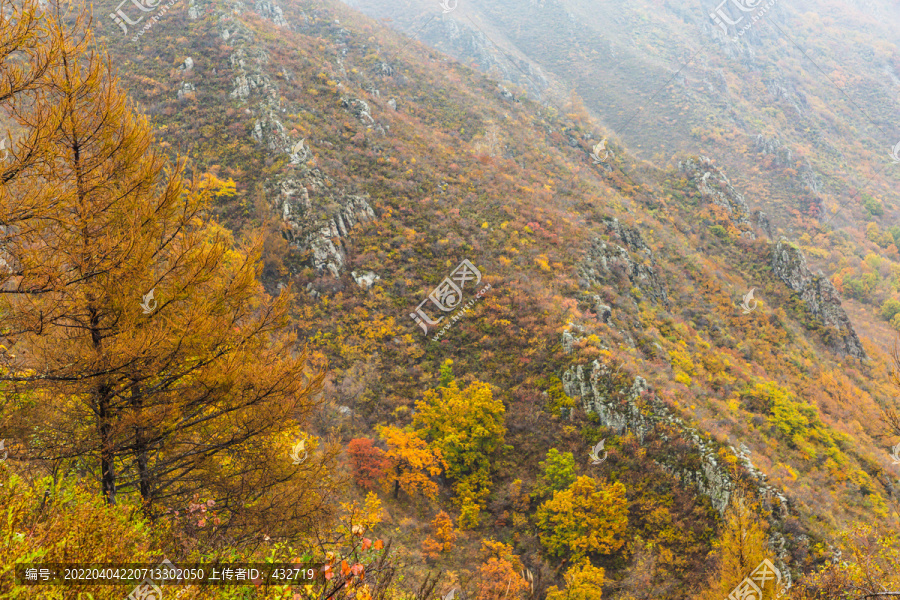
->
(132, 383), (152, 517)
(98, 385), (116, 505)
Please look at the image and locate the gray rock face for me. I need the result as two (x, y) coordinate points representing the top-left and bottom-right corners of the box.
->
(229, 46), (273, 101)
(563, 361), (734, 514)
(755, 210), (772, 239)
(273, 172), (375, 278)
(251, 113), (290, 152)
(288, 139), (312, 165)
(410, 17), (550, 101)
(771, 240), (865, 359)
(351, 270), (380, 290)
(560, 354), (793, 582)
(765, 76), (808, 117)
(197, 0), (376, 283)
(577, 219), (668, 307)
(562, 356), (791, 583)
(254, 0), (287, 26)
(176, 81), (195, 100)
(225, 23), (311, 163)
(591, 295), (612, 323)
(754, 134), (792, 167)
(679, 156), (752, 233)
(340, 96), (375, 125)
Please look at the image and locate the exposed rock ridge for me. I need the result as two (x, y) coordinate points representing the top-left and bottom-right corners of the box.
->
(560, 355), (793, 584)
(273, 171), (375, 278)
(210, 2), (375, 279)
(576, 218), (669, 308)
(415, 18), (550, 101)
(771, 240), (865, 359)
(755, 134), (793, 167)
(678, 156), (753, 235)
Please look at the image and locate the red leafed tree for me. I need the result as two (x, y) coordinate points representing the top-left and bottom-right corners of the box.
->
(347, 438), (387, 490)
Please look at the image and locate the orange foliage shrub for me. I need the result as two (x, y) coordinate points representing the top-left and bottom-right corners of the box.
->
(347, 438), (387, 490)
(469, 541), (530, 600)
(377, 426), (445, 499)
(422, 510), (457, 561)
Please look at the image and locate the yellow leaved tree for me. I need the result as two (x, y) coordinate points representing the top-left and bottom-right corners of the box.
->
(535, 476), (629, 562)
(377, 426), (445, 500)
(698, 491), (771, 600)
(413, 376), (506, 526)
(545, 560), (606, 600)
(0, 3), (332, 540)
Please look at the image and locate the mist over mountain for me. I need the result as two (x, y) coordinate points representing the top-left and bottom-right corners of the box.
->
(2, 0), (900, 597)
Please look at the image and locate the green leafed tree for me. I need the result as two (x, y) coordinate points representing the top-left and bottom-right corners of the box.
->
(535, 448), (577, 497)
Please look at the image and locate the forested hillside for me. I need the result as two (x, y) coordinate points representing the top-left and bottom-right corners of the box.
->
(1, 0), (900, 598)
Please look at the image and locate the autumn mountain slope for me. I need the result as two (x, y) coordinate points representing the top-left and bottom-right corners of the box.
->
(76, 0), (900, 595)
(344, 0), (900, 348)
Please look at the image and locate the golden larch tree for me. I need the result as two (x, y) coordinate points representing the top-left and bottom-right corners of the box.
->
(0, 8), (332, 537)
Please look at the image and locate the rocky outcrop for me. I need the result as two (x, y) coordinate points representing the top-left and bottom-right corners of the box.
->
(288, 139), (312, 165)
(732, 443), (790, 511)
(223, 17), (304, 161)
(590, 296), (612, 324)
(561, 359), (790, 518)
(679, 156), (753, 234)
(176, 82), (195, 101)
(351, 270), (380, 290)
(765, 77), (808, 118)
(251, 113), (291, 152)
(577, 219), (668, 307)
(273, 171), (375, 277)
(411, 18), (550, 101)
(560, 356), (792, 585)
(771, 240), (865, 359)
(209, 0), (377, 279)
(341, 96), (374, 125)
(254, 0), (287, 27)
(755, 134), (793, 167)
(755, 210), (772, 239)
(340, 96), (385, 134)
(169, 0), (378, 287)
